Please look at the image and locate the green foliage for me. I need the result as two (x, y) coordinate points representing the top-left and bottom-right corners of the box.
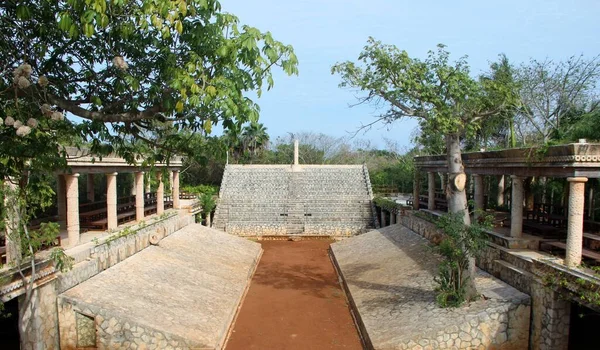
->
(50, 248), (74, 273)
(434, 212), (490, 307)
(332, 40), (517, 140)
(199, 193), (216, 215)
(1, 0), (298, 164)
(181, 184), (219, 196)
(373, 196), (399, 212)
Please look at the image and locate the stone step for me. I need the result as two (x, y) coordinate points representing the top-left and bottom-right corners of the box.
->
(493, 259), (533, 294)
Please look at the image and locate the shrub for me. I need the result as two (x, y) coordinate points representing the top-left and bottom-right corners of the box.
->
(434, 212), (491, 307)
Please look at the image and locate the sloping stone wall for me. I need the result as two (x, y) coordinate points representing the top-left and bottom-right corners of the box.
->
(330, 225), (531, 349)
(3, 212), (195, 350)
(58, 225), (262, 349)
(213, 164), (375, 236)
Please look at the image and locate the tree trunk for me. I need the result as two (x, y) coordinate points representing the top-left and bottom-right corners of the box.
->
(445, 133), (471, 225)
(445, 133), (476, 300)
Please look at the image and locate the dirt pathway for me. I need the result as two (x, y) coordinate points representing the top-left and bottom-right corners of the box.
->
(225, 240), (363, 350)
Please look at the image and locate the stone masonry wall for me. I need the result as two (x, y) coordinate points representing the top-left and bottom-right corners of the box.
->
(19, 281), (59, 350)
(58, 298), (200, 350)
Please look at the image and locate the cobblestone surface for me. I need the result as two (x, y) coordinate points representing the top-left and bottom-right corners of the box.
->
(58, 224), (262, 349)
(331, 225), (531, 349)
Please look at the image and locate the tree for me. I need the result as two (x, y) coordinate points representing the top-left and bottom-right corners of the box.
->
(1, 0), (298, 163)
(241, 122), (269, 157)
(332, 39), (518, 299)
(516, 55), (600, 143)
(0, 0), (297, 342)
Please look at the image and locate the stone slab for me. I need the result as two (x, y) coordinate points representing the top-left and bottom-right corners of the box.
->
(58, 224), (262, 349)
(331, 225), (531, 349)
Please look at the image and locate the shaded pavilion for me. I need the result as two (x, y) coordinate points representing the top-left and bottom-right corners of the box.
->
(413, 142), (600, 267)
(56, 147), (184, 247)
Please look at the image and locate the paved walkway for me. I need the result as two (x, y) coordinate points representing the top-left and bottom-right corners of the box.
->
(226, 240), (362, 350)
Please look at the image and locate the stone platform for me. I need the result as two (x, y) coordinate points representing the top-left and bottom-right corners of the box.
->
(330, 225), (531, 350)
(58, 224), (262, 349)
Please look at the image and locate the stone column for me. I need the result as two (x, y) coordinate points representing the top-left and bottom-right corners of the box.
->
(173, 170), (180, 209)
(427, 172), (436, 210)
(57, 174), (66, 230)
(86, 173), (95, 202)
(390, 210), (396, 225)
(565, 177), (588, 267)
(145, 173), (151, 194)
(130, 173), (136, 196)
(497, 175), (505, 207)
(380, 209), (387, 227)
(294, 139), (299, 166)
(65, 173), (80, 247)
(4, 179), (20, 263)
(588, 184), (594, 219)
(413, 170), (420, 210)
(157, 174), (164, 215)
(473, 174), (485, 220)
(106, 172), (118, 230)
(510, 175), (525, 238)
(135, 171), (145, 221)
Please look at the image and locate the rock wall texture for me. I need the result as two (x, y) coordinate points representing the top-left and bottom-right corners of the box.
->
(18, 281), (59, 350)
(213, 164), (375, 236)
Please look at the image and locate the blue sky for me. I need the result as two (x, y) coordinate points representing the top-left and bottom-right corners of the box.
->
(219, 0), (600, 149)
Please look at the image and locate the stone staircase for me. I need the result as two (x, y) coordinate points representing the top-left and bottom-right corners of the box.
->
(212, 164), (375, 236)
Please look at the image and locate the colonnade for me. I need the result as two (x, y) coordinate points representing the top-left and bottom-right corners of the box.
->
(57, 170), (180, 247)
(413, 171), (590, 267)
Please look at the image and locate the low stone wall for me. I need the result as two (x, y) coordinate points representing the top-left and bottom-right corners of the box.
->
(225, 222), (366, 237)
(226, 222), (287, 236)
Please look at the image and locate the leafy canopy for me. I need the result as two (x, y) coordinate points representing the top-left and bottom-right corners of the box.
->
(0, 0), (298, 167)
(332, 38), (518, 138)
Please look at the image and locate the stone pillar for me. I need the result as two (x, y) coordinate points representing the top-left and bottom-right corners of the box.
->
(106, 172), (118, 230)
(294, 139), (299, 166)
(413, 170), (420, 210)
(135, 171), (145, 222)
(65, 173), (80, 247)
(157, 174), (164, 215)
(173, 170), (180, 209)
(565, 177), (588, 267)
(497, 175), (505, 207)
(427, 172), (436, 210)
(474, 174), (485, 220)
(4, 179), (20, 264)
(510, 175), (525, 238)
(380, 209), (387, 227)
(57, 174), (66, 230)
(86, 173), (95, 202)
(390, 210), (396, 225)
(130, 173), (136, 196)
(145, 173), (151, 194)
(588, 184), (594, 219)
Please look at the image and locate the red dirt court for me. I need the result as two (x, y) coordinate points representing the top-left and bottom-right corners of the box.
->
(225, 240), (363, 350)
